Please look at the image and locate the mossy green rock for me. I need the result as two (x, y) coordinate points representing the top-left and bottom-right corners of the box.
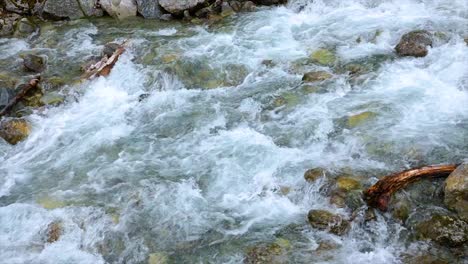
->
(40, 92), (65, 106)
(336, 176), (361, 191)
(307, 209), (350, 235)
(310, 49), (336, 66)
(244, 238), (290, 264)
(346, 111), (377, 128)
(302, 71), (333, 82)
(415, 214), (468, 247)
(0, 118), (31, 145)
(148, 252), (168, 264)
(444, 163), (468, 221)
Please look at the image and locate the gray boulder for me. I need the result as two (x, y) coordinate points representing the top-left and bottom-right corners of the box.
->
(395, 30), (433, 57)
(42, 0), (103, 19)
(0, 13), (21, 36)
(444, 163), (468, 220)
(159, 0), (211, 15)
(100, 0), (138, 19)
(136, 0), (162, 19)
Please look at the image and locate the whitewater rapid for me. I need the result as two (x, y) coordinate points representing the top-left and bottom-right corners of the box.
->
(0, 0), (467, 263)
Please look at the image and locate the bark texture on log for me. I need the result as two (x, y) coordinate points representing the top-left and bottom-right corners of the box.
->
(364, 164), (459, 211)
(0, 78), (40, 117)
(82, 41), (127, 79)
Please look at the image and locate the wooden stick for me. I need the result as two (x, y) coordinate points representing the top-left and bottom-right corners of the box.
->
(82, 41), (127, 79)
(364, 164), (459, 211)
(0, 78), (40, 117)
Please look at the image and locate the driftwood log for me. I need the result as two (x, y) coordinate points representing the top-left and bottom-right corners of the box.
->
(364, 164), (459, 211)
(82, 41), (127, 79)
(0, 77), (40, 117)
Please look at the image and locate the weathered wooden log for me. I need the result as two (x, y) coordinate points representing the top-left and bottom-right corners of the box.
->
(0, 77), (40, 117)
(82, 41), (127, 79)
(364, 164), (459, 211)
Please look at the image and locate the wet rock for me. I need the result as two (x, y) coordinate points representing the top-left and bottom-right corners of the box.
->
(304, 168), (326, 183)
(307, 209), (350, 235)
(244, 238), (290, 264)
(220, 1), (234, 17)
(390, 194), (411, 222)
(310, 49), (336, 66)
(344, 190), (365, 211)
(444, 163), (468, 220)
(46, 221), (62, 243)
(0, 13), (22, 36)
(14, 17), (36, 36)
(100, 0), (138, 19)
(0, 118), (30, 145)
(336, 176), (361, 192)
(402, 254), (450, 264)
(251, 0), (287, 5)
(415, 214), (468, 247)
(229, 1), (242, 12)
(40, 91), (64, 106)
(102, 42), (121, 57)
(395, 30), (433, 58)
(241, 1), (256, 12)
(3, 0), (42, 14)
(23, 54), (46, 73)
(159, 0), (210, 15)
(136, 0), (162, 19)
(346, 111), (377, 128)
(302, 71), (332, 82)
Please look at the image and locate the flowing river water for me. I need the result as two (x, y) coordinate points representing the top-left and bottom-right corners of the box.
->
(1, 0), (468, 263)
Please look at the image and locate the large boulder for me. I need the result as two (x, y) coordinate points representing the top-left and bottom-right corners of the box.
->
(0, 118), (31, 145)
(2, 0), (43, 15)
(415, 214), (468, 247)
(395, 30), (433, 57)
(158, 0), (211, 15)
(23, 54), (46, 73)
(0, 12), (22, 36)
(100, 0), (138, 19)
(42, 0), (103, 19)
(444, 163), (468, 220)
(136, 0), (162, 19)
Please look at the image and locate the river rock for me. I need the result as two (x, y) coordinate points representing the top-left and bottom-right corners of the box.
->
(336, 176), (361, 192)
(244, 238), (290, 264)
(102, 42), (120, 57)
(2, 0), (42, 14)
(395, 30), (433, 57)
(346, 111), (377, 128)
(148, 252), (168, 264)
(302, 71), (332, 82)
(46, 221), (62, 243)
(159, 0), (211, 15)
(444, 163), (468, 220)
(415, 214), (468, 247)
(241, 1), (256, 12)
(136, 0), (162, 19)
(100, 0), (138, 19)
(23, 54), (46, 73)
(304, 168), (326, 182)
(307, 209), (350, 235)
(42, 0), (103, 19)
(0, 12), (21, 36)
(14, 17), (36, 36)
(0, 118), (31, 145)
(310, 49), (336, 66)
(251, 0), (287, 5)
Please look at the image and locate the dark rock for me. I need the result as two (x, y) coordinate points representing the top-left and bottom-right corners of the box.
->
(23, 54), (45, 73)
(241, 1), (256, 12)
(0, 13), (21, 36)
(14, 17), (36, 36)
(0, 118), (31, 145)
(307, 209), (350, 235)
(304, 168), (326, 183)
(244, 238), (290, 264)
(229, 1), (241, 12)
(102, 42), (120, 57)
(395, 30), (433, 57)
(444, 163), (468, 221)
(415, 214), (468, 247)
(251, 0), (287, 5)
(136, 0), (162, 19)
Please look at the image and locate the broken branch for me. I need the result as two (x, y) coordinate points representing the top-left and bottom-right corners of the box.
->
(364, 164), (459, 211)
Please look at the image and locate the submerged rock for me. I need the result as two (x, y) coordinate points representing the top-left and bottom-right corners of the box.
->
(23, 54), (46, 73)
(46, 221), (62, 243)
(415, 214), (468, 247)
(346, 111), (377, 128)
(336, 176), (361, 192)
(307, 209), (350, 235)
(304, 168), (326, 183)
(310, 49), (336, 66)
(444, 163), (468, 220)
(395, 30), (433, 57)
(148, 252), (168, 264)
(0, 118), (31, 145)
(302, 71), (333, 82)
(244, 238), (290, 264)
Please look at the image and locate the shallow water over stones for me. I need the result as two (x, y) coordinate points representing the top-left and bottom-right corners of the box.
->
(0, 0), (467, 263)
